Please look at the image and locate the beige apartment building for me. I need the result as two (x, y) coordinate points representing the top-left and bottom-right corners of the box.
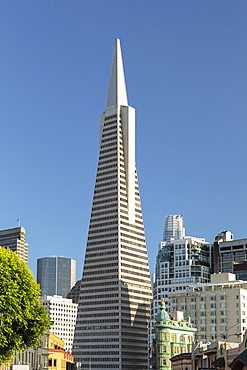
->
(170, 273), (247, 343)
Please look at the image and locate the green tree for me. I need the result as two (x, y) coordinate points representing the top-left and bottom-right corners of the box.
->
(0, 247), (50, 364)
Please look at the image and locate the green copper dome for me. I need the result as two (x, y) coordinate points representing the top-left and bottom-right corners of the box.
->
(156, 299), (170, 322)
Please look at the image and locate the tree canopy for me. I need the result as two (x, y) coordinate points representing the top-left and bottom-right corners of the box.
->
(0, 247), (50, 364)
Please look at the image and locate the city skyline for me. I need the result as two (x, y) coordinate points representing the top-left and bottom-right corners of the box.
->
(0, 1), (247, 280)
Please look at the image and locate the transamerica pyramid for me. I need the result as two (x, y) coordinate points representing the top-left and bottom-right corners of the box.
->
(73, 39), (152, 370)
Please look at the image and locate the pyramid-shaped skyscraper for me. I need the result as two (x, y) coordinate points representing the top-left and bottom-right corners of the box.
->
(73, 39), (152, 370)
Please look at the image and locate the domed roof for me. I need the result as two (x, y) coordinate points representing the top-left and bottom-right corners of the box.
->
(156, 299), (170, 322)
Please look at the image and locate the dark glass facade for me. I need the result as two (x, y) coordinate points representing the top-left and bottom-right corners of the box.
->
(37, 257), (75, 298)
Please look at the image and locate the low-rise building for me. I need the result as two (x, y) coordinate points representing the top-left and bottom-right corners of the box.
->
(192, 330), (247, 370)
(48, 333), (74, 370)
(170, 353), (192, 370)
(150, 300), (196, 370)
(11, 334), (49, 370)
(170, 273), (247, 343)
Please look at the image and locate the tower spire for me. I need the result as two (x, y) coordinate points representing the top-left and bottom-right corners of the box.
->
(106, 38), (128, 110)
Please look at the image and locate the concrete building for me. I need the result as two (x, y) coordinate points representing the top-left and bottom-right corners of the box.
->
(163, 215), (185, 242)
(48, 333), (74, 370)
(149, 300), (196, 370)
(0, 227), (28, 264)
(66, 279), (81, 304)
(170, 353), (192, 370)
(192, 330), (247, 370)
(212, 231), (247, 276)
(41, 295), (78, 353)
(233, 261), (247, 281)
(170, 273), (247, 343)
(11, 334), (49, 370)
(37, 257), (76, 298)
(149, 234), (211, 348)
(73, 38), (152, 370)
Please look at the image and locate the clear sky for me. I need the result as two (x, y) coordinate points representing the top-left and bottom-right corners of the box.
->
(0, 1), (246, 281)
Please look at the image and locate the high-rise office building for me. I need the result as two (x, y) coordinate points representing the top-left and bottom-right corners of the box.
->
(37, 257), (76, 298)
(148, 235), (211, 348)
(41, 295), (78, 353)
(66, 279), (81, 304)
(0, 226), (28, 264)
(212, 231), (247, 278)
(163, 215), (185, 242)
(73, 39), (152, 370)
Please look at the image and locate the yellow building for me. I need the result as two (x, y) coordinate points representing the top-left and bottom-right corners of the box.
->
(49, 333), (74, 370)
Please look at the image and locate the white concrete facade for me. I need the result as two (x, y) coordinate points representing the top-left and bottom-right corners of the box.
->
(41, 295), (78, 353)
(73, 39), (152, 370)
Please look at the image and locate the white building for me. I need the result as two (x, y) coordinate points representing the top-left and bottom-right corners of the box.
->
(41, 295), (78, 353)
(148, 234), (211, 349)
(163, 215), (185, 242)
(73, 38), (152, 370)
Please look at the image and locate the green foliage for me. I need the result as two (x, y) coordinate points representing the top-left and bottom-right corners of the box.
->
(0, 247), (51, 364)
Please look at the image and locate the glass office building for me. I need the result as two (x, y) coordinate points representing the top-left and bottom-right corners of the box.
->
(163, 215), (185, 242)
(37, 256), (76, 298)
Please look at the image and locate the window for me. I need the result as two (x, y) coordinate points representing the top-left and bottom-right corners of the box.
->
(210, 296), (215, 301)
(48, 359), (52, 367)
(201, 334), (206, 340)
(211, 326), (216, 331)
(220, 302), (226, 308)
(236, 295), (239, 300)
(180, 335), (185, 343)
(211, 311), (216, 316)
(191, 297), (195, 302)
(171, 334), (177, 342)
(201, 297), (205, 302)
(54, 360), (57, 367)
(221, 318), (226, 323)
(191, 305), (195, 310)
(211, 319), (216, 324)
(237, 303), (239, 307)
(172, 299), (176, 304)
(220, 295), (225, 300)
(243, 311), (246, 316)
(181, 298), (186, 303)
(191, 312), (195, 317)
(163, 359), (167, 366)
(211, 303), (215, 308)
(201, 319), (206, 324)
(221, 326), (226, 331)
(201, 304), (206, 309)
(201, 312), (205, 317)
(201, 327), (205, 332)
(221, 310), (226, 316)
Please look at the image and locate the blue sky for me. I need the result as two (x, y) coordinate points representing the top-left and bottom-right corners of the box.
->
(0, 1), (246, 280)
